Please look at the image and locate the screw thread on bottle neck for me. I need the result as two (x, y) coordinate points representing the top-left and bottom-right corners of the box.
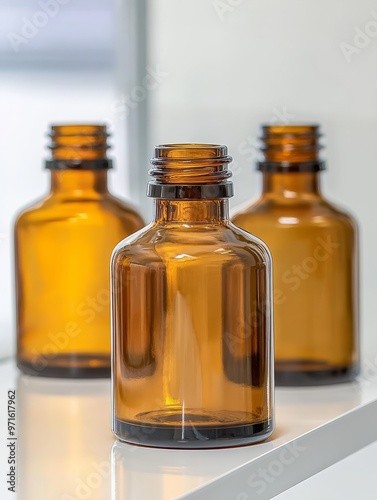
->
(258, 125), (325, 172)
(148, 144), (233, 199)
(46, 124), (112, 170)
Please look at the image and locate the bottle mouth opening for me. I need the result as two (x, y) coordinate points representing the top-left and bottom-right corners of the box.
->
(260, 124), (320, 136)
(152, 144), (232, 162)
(50, 124), (109, 137)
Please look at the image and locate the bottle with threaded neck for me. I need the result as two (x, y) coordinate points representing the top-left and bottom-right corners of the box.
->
(111, 144), (274, 448)
(232, 125), (359, 386)
(15, 124), (145, 378)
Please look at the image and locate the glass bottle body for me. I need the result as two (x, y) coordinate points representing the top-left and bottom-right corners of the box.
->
(16, 169), (144, 378)
(233, 172), (359, 385)
(112, 198), (274, 448)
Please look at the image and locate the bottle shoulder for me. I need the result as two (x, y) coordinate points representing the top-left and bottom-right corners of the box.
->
(112, 221), (272, 268)
(233, 195), (358, 231)
(15, 195), (52, 225)
(15, 192), (145, 229)
(103, 193), (145, 226)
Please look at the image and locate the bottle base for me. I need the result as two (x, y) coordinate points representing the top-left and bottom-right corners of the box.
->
(17, 354), (111, 379)
(113, 412), (274, 449)
(275, 360), (359, 386)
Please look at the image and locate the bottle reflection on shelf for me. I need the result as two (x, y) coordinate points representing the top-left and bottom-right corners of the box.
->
(17, 375), (113, 500)
(111, 440), (227, 500)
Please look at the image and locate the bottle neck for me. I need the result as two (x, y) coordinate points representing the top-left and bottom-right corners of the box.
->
(153, 199), (230, 223)
(50, 170), (109, 197)
(261, 172), (321, 199)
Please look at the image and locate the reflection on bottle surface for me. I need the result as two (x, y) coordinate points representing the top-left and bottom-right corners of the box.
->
(112, 144), (274, 448)
(233, 125), (359, 386)
(18, 375), (113, 500)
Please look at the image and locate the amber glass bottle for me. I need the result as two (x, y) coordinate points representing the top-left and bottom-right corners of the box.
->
(112, 144), (274, 448)
(233, 125), (359, 386)
(15, 125), (144, 378)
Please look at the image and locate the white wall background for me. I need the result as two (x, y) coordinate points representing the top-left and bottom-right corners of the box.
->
(1, 1), (377, 370)
(147, 0), (377, 365)
(0, 0), (132, 356)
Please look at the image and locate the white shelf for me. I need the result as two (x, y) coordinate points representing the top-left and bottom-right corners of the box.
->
(1, 360), (377, 500)
(273, 440), (377, 500)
